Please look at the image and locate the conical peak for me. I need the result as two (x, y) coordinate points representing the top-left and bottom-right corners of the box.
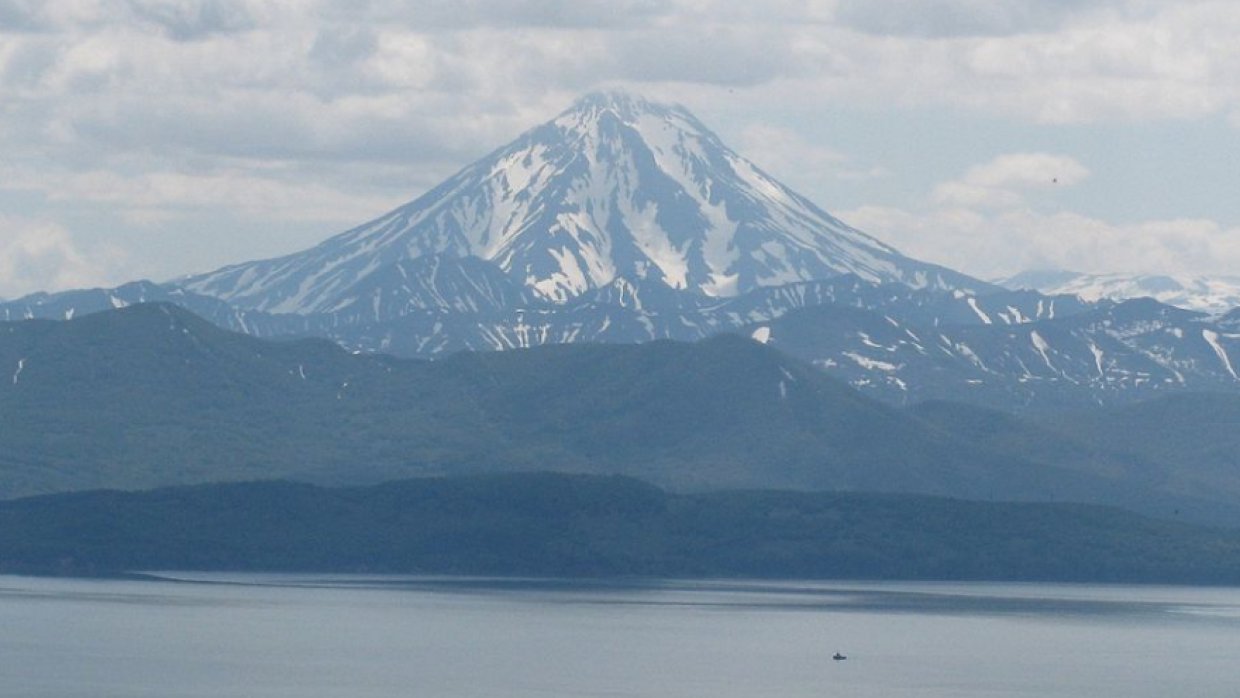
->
(554, 90), (700, 133)
(543, 91), (723, 166)
(570, 90), (665, 116)
(181, 89), (983, 314)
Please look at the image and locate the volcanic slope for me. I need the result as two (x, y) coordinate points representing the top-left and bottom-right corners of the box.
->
(180, 91), (983, 314)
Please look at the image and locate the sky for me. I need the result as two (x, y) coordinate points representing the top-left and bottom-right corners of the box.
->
(2, 0), (1239, 299)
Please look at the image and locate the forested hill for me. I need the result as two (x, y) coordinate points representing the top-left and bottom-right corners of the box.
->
(4, 473), (1240, 584)
(6, 302), (1240, 526)
(0, 303), (1104, 505)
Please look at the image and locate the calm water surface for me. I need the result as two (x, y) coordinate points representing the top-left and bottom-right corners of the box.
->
(3, 573), (1239, 697)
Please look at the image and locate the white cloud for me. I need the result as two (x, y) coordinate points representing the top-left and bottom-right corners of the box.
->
(0, 218), (129, 298)
(125, 0), (258, 41)
(0, 163), (407, 226)
(836, 147), (1240, 280)
(6, 1), (1240, 175)
(1, 0), (1239, 297)
(320, 0), (675, 31)
(767, 1), (1240, 125)
(831, 0), (1111, 38)
(738, 124), (888, 183)
(931, 153), (1089, 209)
(845, 204), (1240, 279)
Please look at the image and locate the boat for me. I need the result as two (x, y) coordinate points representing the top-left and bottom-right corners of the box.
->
(832, 652), (847, 661)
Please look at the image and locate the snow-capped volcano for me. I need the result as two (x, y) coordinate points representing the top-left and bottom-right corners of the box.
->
(182, 91), (982, 314)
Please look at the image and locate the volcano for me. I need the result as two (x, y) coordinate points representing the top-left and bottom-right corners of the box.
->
(181, 91), (982, 314)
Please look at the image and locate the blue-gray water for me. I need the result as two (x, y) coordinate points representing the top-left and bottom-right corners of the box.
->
(3, 573), (1240, 697)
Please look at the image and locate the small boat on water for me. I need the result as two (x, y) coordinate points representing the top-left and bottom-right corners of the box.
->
(832, 652), (847, 661)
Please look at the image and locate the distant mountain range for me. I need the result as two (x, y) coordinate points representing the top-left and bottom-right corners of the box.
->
(3, 303), (1240, 526)
(747, 295), (1240, 410)
(3, 92), (1240, 414)
(6, 273), (1239, 412)
(998, 269), (1240, 315)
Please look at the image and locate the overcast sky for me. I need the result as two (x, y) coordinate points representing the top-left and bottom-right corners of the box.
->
(2, 0), (1239, 298)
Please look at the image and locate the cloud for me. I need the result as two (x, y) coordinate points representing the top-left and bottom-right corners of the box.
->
(931, 153), (1089, 209)
(767, 1), (1240, 125)
(0, 2), (809, 180)
(831, 0), (1094, 38)
(826, 0), (1198, 39)
(0, 218), (129, 298)
(7, 1), (1240, 175)
(0, 0), (49, 33)
(739, 124), (887, 185)
(0, 163), (407, 226)
(843, 152), (1240, 280)
(322, 0), (673, 31)
(1, 0), (1238, 297)
(308, 25), (378, 66)
(604, 26), (799, 87)
(125, 0), (257, 41)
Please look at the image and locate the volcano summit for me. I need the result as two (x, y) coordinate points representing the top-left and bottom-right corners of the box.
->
(180, 92), (981, 314)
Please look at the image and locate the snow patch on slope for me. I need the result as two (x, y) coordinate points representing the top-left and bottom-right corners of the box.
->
(1202, 329), (1238, 380)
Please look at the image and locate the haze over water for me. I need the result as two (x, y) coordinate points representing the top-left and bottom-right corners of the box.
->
(3, 574), (1239, 697)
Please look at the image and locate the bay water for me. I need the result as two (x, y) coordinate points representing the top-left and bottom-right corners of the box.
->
(3, 573), (1239, 697)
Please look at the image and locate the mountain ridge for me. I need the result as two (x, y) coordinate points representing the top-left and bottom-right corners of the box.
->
(998, 269), (1240, 315)
(8, 270), (1240, 411)
(3, 302), (1239, 525)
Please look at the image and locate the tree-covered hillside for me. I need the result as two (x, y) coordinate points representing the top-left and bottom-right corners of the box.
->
(0, 304), (1098, 504)
(3, 474), (1239, 583)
